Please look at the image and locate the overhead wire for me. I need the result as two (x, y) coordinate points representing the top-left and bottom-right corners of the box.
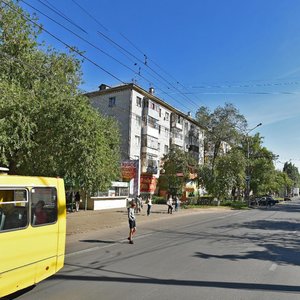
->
(19, 0), (197, 112)
(1, 0), (126, 84)
(37, 0), (87, 34)
(65, 0), (202, 110)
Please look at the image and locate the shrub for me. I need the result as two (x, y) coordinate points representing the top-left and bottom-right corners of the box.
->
(151, 196), (166, 204)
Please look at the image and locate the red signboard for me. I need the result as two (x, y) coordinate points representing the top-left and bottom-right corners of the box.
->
(121, 160), (137, 180)
(140, 174), (157, 193)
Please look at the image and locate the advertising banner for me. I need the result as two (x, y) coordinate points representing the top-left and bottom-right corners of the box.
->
(121, 160), (138, 180)
(140, 174), (157, 193)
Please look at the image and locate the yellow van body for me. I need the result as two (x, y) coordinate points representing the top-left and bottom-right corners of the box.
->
(0, 175), (66, 298)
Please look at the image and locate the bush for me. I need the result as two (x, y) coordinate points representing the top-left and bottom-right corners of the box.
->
(151, 196), (166, 204)
(220, 200), (247, 209)
(197, 196), (214, 205)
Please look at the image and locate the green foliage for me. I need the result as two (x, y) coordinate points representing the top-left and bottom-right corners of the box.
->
(151, 196), (166, 204)
(196, 103), (247, 169)
(161, 147), (197, 195)
(0, 1), (121, 192)
(241, 134), (276, 196)
(220, 200), (248, 209)
(214, 148), (246, 199)
(283, 162), (300, 187)
(270, 170), (293, 196)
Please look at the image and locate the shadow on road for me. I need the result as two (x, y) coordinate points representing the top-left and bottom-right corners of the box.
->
(52, 273), (300, 293)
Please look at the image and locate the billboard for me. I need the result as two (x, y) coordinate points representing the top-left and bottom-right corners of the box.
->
(121, 160), (138, 180)
(140, 174), (157, 193)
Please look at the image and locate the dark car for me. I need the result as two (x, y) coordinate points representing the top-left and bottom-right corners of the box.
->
(284, 195), (291, 201)
(258, 196), (278, 206)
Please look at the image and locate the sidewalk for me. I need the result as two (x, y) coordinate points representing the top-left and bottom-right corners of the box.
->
(67, 204), (178, 235)
(65, 204), (230, 254)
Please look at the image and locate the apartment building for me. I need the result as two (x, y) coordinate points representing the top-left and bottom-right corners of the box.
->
(85, 83), (205, 196)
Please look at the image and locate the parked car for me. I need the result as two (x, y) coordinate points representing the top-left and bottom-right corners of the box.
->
(284, 195), (291, 201)
(258, 196), (278, 206)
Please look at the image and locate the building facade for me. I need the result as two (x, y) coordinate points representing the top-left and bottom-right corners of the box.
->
(86, 83), (205, 196)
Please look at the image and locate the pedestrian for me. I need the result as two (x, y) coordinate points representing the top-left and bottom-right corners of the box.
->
(128, 201), (136, 244)
(167, 195), (173, 214)
(146, 195), (152, 216)
(134, 195), (142, 213)
(75, 191), (80, 212)
(139, 195), (143, 210)
(174, 195), (180, 212)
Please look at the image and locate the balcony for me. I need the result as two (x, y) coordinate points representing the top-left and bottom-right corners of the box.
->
(142, 125), (159, 138)
(171, 137), (184, 147)
(171, 120), (183, 130)
(141, 146), (158, 156)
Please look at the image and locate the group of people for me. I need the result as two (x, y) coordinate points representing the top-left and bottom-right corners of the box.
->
(127, 194), (181, 244)
(167, 194), (180, 214)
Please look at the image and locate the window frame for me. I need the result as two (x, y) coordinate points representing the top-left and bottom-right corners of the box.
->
(0, 188), (29, 232)
(108, 96), (116, 107)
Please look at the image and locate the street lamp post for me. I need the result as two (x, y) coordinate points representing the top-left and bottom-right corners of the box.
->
(246, 123), (262, 205)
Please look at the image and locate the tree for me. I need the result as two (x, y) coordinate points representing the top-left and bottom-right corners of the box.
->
(195, 103), (247, 170)
(283, 162), (300, 188)
(198, 148), (246, 200)
(215, 148), (246, 200)
(271, 170), (293, 197)
(0, 1), (120, 192)
(240, 133), (276, 196)
(160, 147), (197, 196)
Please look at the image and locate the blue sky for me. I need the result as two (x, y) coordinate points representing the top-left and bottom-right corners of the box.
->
(19, 0), (300, 170)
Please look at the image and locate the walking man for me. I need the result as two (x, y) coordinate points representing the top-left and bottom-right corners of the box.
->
(128, 201), (136, 244)
(167, 195), (173, 214)
(146, 196), (152, 216)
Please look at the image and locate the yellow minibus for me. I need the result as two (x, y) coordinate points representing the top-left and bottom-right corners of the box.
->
(0, 170), (66, 298)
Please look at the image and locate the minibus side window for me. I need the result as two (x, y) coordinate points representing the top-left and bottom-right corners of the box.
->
(0, 189), (28, 231)
(31, 187), (57, 226)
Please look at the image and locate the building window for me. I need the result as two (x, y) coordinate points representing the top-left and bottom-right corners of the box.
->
(164, 145), (169, 154)
(135, 135), (140, 147)
(185, 122), (188, 132)
(177, 115), (182, 124)
(135, 115), (141, 126)
(150, 102), (155, 110)
(165, 112), (169, 121)
(158, 143), (160, 151)
(136, 96), (142, 107)
(165, 128), (169, 137)
(159, 108), (162, 117)
(108, 97), (116, 107)
(148, 116), (158, 129)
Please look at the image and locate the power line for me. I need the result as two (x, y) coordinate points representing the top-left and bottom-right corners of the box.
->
(62, 1), (201, 109)
(19, 0), (197, 112)
(37, 0), (87, 34)
(1, 0), (126, 84)
(71, 0), (108, 32)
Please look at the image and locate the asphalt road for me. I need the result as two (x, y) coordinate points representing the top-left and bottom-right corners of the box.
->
(9, 200), (300, 300)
